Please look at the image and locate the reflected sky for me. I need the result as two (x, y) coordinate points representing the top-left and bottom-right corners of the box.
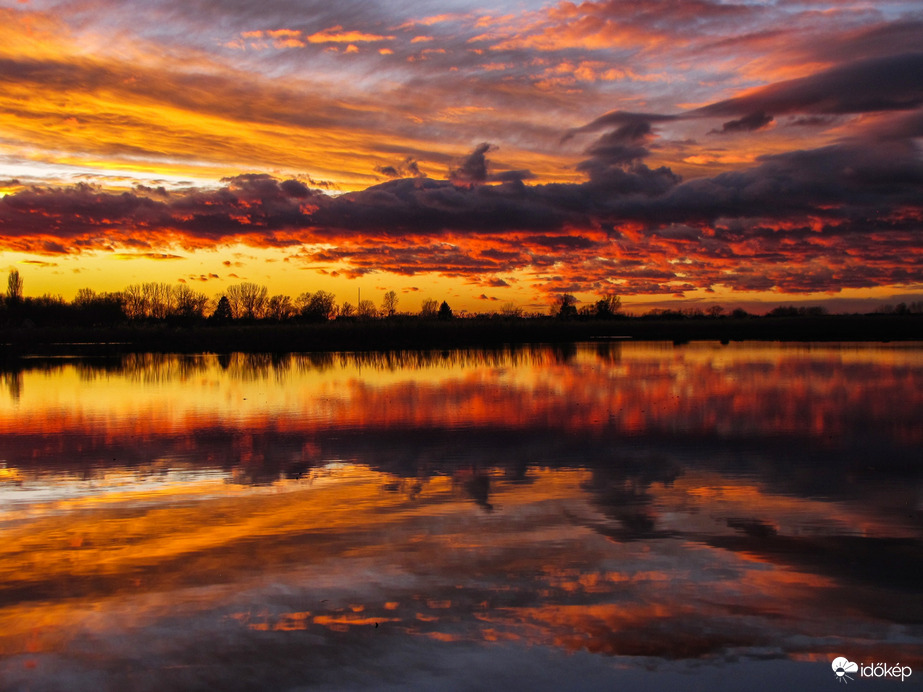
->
(0, 343), (921, 691)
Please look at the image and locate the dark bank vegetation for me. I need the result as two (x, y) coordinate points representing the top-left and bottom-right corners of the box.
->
(0, 270), (920, 356)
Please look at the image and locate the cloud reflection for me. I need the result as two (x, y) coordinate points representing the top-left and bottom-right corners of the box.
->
(0, 343), (921, 690)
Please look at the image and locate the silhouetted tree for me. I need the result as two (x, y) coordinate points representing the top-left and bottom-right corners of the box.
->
(381, 290), (398, 317)
(768, 305), (800, 317)
(265, 294), (295, 321)
(73, 287), (96, 308)
(171, 284), (208, 319)
(645, 308), (685, 319)
(7, 269), (23, 304)
(500, 301), (523, 318)
(420, 298), (438, 319)
(556, 293), (577, 319)
(143, 282), (173, 319)
(122, 284), (147, 319)
(357, 299), (378, 319)
(595, 294), (621, 318)
(19, 293), (68, 326)
(72, 288), (124, 325)
(295, 292), (311, 315)
(211, 295), (232, 323)
(298, 290), (337, 321)
(438, 300), (453, 320)
(800, 306), (828, 316)
(238, 282), (269, 319)
(339, 301), (355, 319)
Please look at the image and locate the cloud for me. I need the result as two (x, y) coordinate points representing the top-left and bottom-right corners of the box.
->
(1, 132), (916, 299)
(710, 111), (774, 135)
(112, 252), (185, 260)
(800, 19), (923, 66)
(449, 143), (493, 186)
(562, 111), (679, 143)
(2, 124), (920, 297)
(695, 53), (923, 118)
(305, 26), (394, 44)
(785, 115), (840, 128)
(376, 157), (425, 179)
(573, 121), (682, 197)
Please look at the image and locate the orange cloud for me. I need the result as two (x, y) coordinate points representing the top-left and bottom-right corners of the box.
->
(306, 25), (394, 43)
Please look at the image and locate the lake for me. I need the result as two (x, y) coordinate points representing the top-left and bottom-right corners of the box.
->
(1, 342), (920, 691)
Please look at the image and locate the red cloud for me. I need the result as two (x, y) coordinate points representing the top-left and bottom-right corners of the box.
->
(2, 117), (920, 299)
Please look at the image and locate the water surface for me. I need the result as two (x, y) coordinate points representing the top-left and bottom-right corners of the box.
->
(1, 342), (920, 691)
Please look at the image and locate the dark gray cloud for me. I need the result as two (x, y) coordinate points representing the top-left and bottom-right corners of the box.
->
(568, 53), (923, 143)
(562, 111), (679, 143)
(710, 111), (774, 134)
(376, 157), (425, 179)
(449, 143), (493, 186)
(2, 130), (920, 296)
(695, 52), (923, 118)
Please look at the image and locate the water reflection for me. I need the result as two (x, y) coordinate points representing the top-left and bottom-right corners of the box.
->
(0, 343), (920, 691)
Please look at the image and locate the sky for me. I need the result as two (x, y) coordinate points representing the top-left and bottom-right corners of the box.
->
(0, 0), (921, 314)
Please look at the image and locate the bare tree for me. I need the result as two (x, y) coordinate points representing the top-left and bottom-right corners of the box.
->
(266, 294), (295, 321)
(420, 298), (438, 318)
(381, 290), (398, 317)
(294, 292), (311, 313)
(339, 301), (355, 318)
(500, 301), (523, 318)
(73, 287), (97, 307)
(226, 282), (268, 319)
(223, 285), (243, 319)
(357, 299), (378, 319)
(240, 282), (268, 319)
(123, 284), (148, 319)
(7, 269), (23, 303)
(143, 282), (173, 319)
(172, 284), (208, 318)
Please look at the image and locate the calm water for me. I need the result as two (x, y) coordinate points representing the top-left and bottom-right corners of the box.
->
(0, 342), (920, 691)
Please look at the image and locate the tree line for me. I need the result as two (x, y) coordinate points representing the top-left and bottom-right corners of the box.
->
(2, 269), (920, 329)
(0, 271), (463, 326)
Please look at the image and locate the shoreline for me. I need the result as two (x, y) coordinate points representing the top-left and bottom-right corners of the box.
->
(1, 314), (920, 358)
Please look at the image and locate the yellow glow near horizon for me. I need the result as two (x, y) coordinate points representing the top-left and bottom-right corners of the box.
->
(3, 246), (919, 314)
(1, 246), (533, 312)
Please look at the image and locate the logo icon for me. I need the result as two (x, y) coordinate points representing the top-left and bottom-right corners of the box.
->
(832, 657), (859, 684)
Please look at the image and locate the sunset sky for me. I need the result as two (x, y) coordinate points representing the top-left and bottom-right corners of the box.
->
(1, 0), (921, 313)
